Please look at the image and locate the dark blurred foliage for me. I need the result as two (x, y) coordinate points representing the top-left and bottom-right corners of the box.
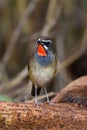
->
(0, 0), (87, 101)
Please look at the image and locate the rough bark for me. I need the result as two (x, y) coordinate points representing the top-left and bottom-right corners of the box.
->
(0, 102), (87, 130)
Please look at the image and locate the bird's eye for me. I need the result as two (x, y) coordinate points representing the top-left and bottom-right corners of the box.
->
(45, 40), (52, 46)
(47, 40), (52, 44)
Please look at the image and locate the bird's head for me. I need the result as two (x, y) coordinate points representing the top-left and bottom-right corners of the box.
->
(36, 37), (54, 57)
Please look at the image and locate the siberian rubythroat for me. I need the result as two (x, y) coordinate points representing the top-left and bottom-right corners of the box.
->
(28, 36), (57, 105)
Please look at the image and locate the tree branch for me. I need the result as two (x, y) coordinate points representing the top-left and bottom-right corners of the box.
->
(0, 102), (87, 129)
(51, 76), (87, 103)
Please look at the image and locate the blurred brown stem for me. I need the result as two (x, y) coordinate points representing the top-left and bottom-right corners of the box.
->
(0, 0), (39, 76)
(41, 0), (63, 36)
(56, 25), (87, 74)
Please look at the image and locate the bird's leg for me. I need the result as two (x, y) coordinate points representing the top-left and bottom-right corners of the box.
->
(45, 87), (50, 103)
(34, 85), (38, 106)
(45, 86), (57, 106)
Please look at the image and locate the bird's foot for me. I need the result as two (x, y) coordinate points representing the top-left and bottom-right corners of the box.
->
(34, 100), (39, 107)
(34, 102), (43, 107)
(34, 103), (39, 107)
(46, 100), (57, 106)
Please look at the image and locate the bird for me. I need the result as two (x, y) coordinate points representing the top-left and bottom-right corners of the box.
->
(28, 36), (57, 105)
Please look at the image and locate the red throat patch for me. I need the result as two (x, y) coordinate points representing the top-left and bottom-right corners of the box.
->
(37, 44), (47, 56)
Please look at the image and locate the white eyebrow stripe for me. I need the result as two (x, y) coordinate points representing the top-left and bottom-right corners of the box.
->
(41, 39), (51, 43)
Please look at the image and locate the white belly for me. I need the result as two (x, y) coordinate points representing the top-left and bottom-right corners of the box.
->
(29, 59), (56, 87)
